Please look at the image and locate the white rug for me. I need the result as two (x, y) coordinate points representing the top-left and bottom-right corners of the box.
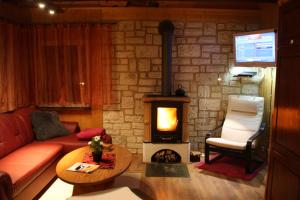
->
(39, 173), (142, 200)
(39, 179), (73, 200)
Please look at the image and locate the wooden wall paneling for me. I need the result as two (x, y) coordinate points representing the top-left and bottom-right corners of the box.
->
(259, 3), (279, 29)
(269, 156), (299, 200)
(275, 56), (300, 156)
(278, 2), (300, 49)
(277, 0), (290, 6)
(59, 109), (103, 129)
(259, 67), (276, 159)
(266, 1), (300, 199)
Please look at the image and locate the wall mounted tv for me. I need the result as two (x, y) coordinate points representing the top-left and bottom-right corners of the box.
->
(234, 29), (276, 67)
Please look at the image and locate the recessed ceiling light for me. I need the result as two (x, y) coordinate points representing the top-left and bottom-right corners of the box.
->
(38, 3), (46, 9)
(49, 9), (55, 15)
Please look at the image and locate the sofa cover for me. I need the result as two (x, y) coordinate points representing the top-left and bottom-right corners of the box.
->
(0, 143), (63, 197)
(38, 134), (88, 154)
(0, 106), (90, 200)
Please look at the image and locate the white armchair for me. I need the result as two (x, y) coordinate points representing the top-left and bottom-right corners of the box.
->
(205, 95), (265, 173)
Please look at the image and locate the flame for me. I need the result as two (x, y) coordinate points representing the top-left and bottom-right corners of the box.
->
(157, 107), (178, 131)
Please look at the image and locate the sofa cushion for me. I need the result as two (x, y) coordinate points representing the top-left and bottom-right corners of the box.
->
(76, 128), (106, 141)
(14, 106), (38, 144)
(30, 111), (69, 141)
(0, 115), (29, 159)
(61, 121), (80, 134)
(37, 134), (88, 154)
(101, 134), (113, 144)
(0, 143), (63, 196)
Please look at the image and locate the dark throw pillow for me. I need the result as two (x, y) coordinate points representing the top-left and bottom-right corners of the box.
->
(30, 111), (69, 141)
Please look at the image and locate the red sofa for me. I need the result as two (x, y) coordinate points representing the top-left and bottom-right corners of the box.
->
(0, 106), (89, 200)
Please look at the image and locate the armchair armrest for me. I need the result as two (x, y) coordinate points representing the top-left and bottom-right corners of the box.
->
(61, 121), (81, 134)
(246, 122), (266, 149)
(206, 121), (224, 139)
(0, 171), (13, 200)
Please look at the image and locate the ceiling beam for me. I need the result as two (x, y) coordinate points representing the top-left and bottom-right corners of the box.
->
(0, 2), (31, 22)
(30, 7), (261, 23)
(12, 0), (276, 9)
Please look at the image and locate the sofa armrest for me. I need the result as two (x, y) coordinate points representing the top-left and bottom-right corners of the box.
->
(0, 171), (13, 200)
(61, 121), (81, 134)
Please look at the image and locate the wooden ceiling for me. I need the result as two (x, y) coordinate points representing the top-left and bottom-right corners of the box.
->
(2, 0), (277, 9)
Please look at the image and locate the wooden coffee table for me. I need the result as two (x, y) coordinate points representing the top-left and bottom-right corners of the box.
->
(56, 145), (132, 195)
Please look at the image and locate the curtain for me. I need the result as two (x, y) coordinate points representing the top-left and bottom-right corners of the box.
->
(0, 21), (31, 112)
(0, 22), (112, 113)
(30, 24), (112, 109)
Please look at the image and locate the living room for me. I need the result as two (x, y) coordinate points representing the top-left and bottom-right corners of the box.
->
(0, 0), (299, 200)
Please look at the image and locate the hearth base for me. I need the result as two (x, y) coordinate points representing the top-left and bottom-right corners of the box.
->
(143, 142), (190, 163)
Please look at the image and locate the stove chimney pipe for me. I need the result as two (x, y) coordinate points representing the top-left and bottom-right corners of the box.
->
(159, 20), (174, 96)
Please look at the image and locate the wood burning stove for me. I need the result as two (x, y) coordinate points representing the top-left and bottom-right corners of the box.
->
(151, 101), (183, 143)
(144, 96), (190, 143)
(142, 20), (191, 163)
(143, 20), (190, 144)
(143, 96), (190, 162)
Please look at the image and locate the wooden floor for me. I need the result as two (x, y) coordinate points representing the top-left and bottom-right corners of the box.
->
(39, 153), (267, 200)
(108, 154), (267, 200)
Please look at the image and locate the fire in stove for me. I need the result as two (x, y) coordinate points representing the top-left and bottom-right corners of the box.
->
(157, 107), (178, 131)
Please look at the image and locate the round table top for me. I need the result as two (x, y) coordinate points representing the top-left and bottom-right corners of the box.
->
(56, 145), (132, 186)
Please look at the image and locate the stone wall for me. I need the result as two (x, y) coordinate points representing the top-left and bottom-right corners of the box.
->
(103, 20), (260, 154)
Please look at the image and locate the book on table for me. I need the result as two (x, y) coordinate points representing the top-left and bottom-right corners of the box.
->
(67, 162), (99, 174)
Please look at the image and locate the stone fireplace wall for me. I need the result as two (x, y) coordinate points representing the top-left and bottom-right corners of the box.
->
(103, 20), (260, 154)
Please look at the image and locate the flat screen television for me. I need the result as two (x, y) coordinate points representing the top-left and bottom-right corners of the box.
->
(234, 29), (276, 67)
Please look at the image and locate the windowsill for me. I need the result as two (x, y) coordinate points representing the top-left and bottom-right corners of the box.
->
(38, 106), (92, 113)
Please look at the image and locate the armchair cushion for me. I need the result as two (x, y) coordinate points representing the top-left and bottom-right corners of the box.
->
(221, 95), (264, 144)
(222, 121), (259, 144)
(229, 98), (258, 113)
(206, 138), (255, 150)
